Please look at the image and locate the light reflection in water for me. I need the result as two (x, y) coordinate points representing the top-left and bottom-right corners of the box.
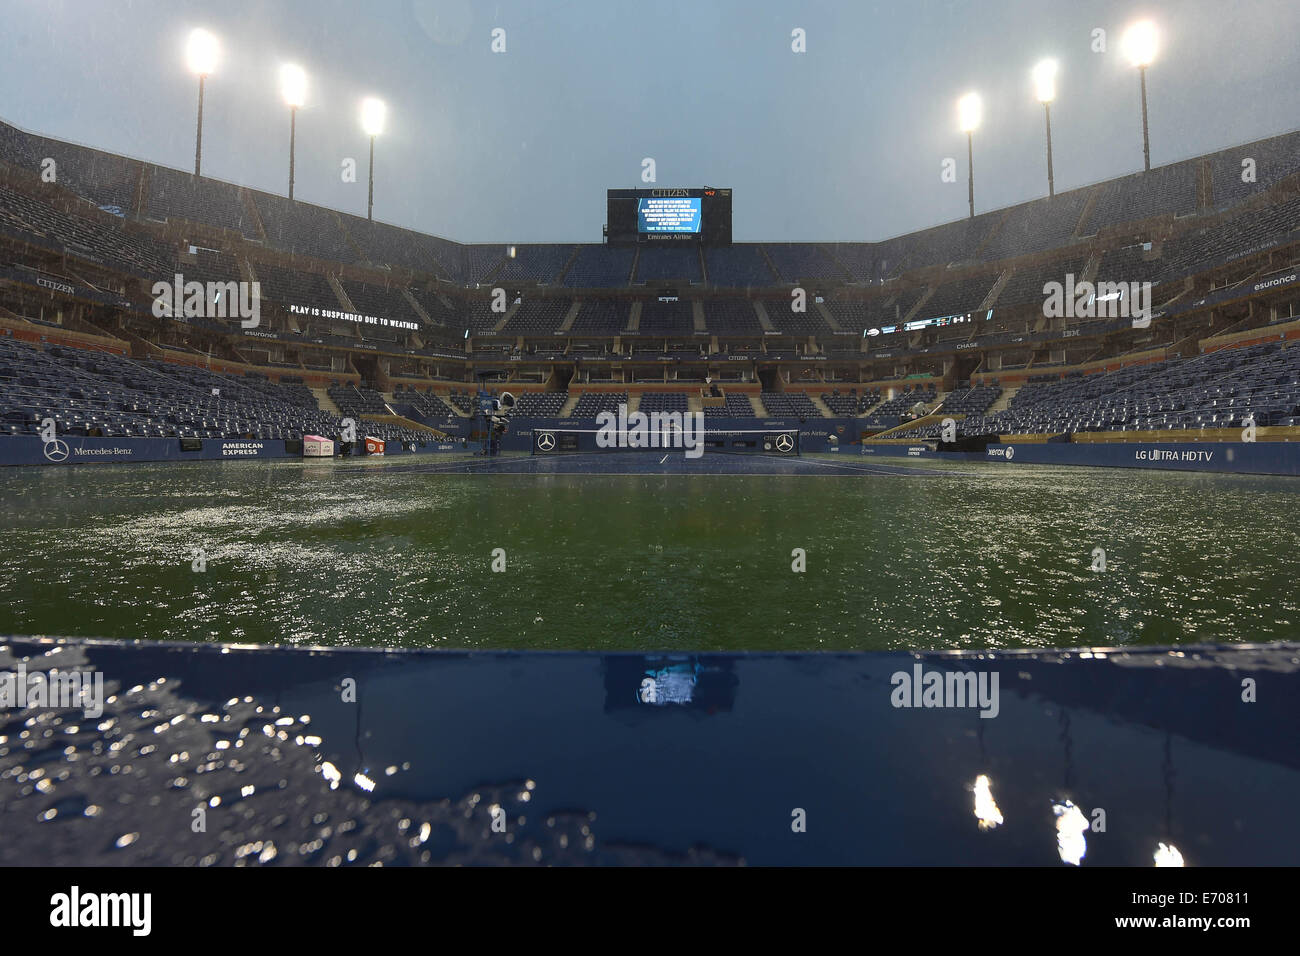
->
(1053, 800), (1088, 865)
(1154, 842), (1185, 867)
(973, 774), (1004, 830)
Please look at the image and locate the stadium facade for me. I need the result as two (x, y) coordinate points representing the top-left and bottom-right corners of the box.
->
(3, 117), (1300, 472)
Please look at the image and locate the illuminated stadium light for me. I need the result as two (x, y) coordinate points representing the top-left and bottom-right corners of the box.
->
(185, 29), (220, 177)
(957, 91), (982, 133)
(185, 28), (219, 76)
(1122, 20), (1160, 171)
(281, 65), (308, 200)
(957, 92), (981, 219)
(360, 98), (387, 221)
(1033, 60), (1059, 197)
(1033, 59), (1058, 103)
(1122, 19), (1159, 68)
(360, 97), (387, 137)
(280, 64), (307, 108)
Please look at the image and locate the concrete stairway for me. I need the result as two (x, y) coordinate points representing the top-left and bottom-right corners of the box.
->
(985, 385), (1020, 416)
(312, 386), (342, 416)
(559, 392), (582, 417)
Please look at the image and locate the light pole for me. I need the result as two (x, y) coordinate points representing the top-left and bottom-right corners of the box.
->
(1122, 20), (1159, 171)
(1033, 59), (1058, 197)
(958, 92), (982, 219)
(186, 29), (219, 176)
(360, 97), (386, 222)
(281, 64), (307, 199)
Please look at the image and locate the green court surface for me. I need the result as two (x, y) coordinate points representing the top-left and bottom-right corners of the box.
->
(1, 456), (1296, 650)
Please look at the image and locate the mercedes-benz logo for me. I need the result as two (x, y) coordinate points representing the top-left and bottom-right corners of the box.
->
(774, 434), (794, 452)
(43, 439), (69, 462)
(536, 432), (556, 451)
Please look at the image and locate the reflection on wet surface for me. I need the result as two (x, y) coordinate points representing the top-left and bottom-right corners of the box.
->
(2, 638), (1296, 865)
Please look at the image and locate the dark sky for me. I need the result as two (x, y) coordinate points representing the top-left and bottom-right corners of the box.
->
(2, 0), (1297, 244)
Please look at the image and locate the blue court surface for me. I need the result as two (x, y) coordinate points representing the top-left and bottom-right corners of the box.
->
(5, 636), (1297, 866)
(336, 451), (963, 477)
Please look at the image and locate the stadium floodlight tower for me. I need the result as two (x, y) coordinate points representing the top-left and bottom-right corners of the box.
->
(1121, 19), (1159, 172)
(185, 28), (220, 177)
(957, 92), (982, 219)
(360, 97), (387, 222)
(281, 64), (308, 200)
(1033, 59), (1058, 197)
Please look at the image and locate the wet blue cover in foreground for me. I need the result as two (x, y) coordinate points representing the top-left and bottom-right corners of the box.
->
(1, 638), (1296, 866)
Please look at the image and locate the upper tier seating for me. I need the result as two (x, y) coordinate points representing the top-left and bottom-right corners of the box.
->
(7, 117), (1300, 288)
(1081, 164), (1199, 233)
(0, 184), (169, 277)
(562, 246), (635, 287)
(704, 245), (777, 287)
(977, 188), (1093, 260)
(348, 218), (462, 279)
(634, 246), (703, 283)
(146, 167), (257, 239)
(253, 193), (359, 263)
(493, 245), (575, 283)
(763, 244), (849, 282)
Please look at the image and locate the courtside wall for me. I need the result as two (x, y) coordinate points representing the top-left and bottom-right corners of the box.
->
(501, 416), (858, 454)
(860, 440), (1300, 475)
(0, 436), (468, 466)
(5, 431), (1300, 475)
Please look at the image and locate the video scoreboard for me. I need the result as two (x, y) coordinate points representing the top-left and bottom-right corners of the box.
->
(607, 187), (731, 245)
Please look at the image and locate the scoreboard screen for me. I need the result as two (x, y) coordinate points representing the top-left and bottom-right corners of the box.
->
(638, 196), (701, 234)
(607, 187), (731, 245)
